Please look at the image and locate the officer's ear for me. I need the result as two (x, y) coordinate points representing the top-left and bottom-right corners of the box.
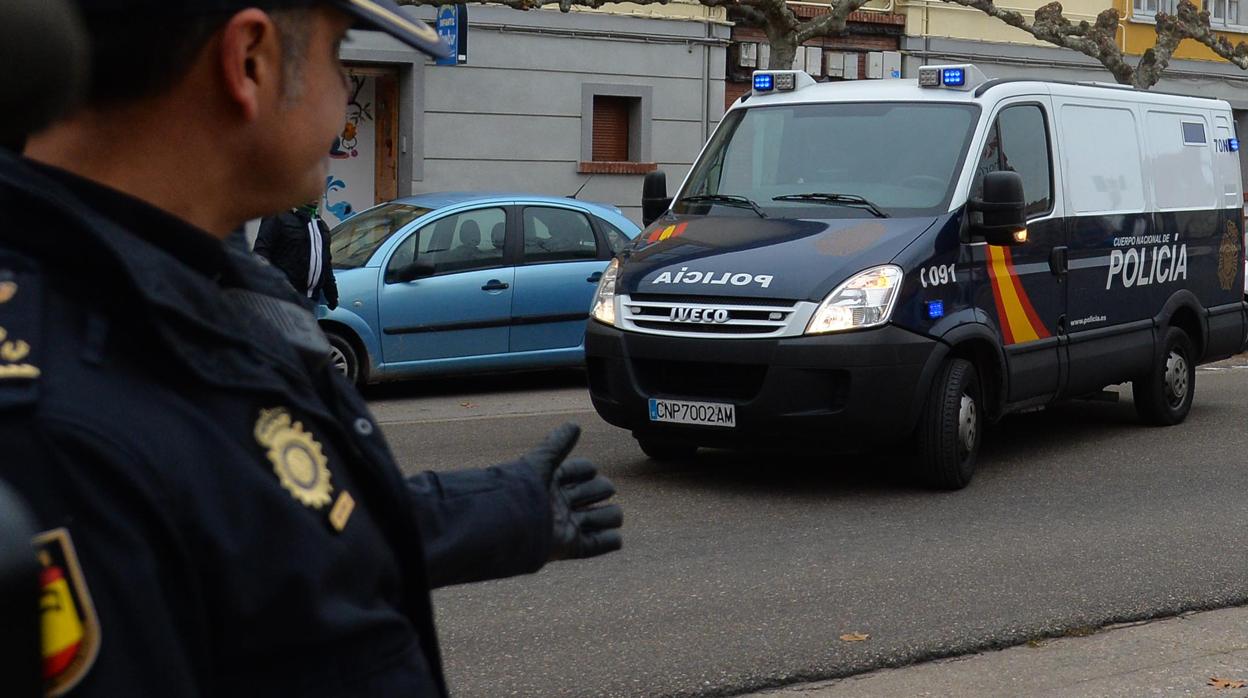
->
(217, 9), (283, 122)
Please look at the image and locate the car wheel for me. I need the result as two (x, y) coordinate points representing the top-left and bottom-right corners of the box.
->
(1133, 326), (1195, 426)
(325, 330), (362, 386)
(636, 436), (698, 462)
(915, 357), (982, 490)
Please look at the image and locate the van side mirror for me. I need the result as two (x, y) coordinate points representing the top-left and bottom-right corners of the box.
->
(391, 258), (436, 283)
(642, 170), (671, 227)
(971, 171), (1028, 246)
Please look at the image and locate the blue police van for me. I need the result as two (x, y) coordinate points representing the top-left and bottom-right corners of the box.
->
(584, 65), (1248, 489)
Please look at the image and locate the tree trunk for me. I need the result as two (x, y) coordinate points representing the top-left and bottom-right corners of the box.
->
(767, 34), (798, 70)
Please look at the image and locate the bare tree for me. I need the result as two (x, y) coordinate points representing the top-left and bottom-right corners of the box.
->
(395, 0), (871, 69)
(941, 0), (1248, 89)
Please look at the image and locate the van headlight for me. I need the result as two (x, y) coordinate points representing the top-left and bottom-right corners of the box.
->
(805, 265), (904, 335)
(590, 258), (621, 326)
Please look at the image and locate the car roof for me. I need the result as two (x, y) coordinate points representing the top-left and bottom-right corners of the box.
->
(391, 191), (625, 216)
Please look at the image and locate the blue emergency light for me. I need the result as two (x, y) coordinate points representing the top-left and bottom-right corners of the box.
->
(942, 68), (965, 87)
(754, 73), (774, 92)
(927, 300), (945, 319)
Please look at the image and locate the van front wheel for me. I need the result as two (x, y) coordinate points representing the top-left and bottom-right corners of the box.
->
(1133, 327), (1195, 426)
(915, 358), (982, 490)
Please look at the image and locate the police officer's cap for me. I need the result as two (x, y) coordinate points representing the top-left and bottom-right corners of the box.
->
(75, 0), (451, 58)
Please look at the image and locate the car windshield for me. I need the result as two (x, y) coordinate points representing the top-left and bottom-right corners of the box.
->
(676, 102), (980, 219)
(330, 203), (432, 269)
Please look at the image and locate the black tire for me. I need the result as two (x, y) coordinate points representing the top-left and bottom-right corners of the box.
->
(325, 330), (363, 387)
(1133, 326), (1195, 426)
(636, 436), (698, 462)
(915, 358), (982, 490)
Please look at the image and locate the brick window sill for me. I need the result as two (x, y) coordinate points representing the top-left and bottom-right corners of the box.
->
(578, 161), (658, 175)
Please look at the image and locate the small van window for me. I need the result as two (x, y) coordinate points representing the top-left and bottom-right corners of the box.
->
(973, 105), (1053, 218)
(1182, 122), (1207, 145)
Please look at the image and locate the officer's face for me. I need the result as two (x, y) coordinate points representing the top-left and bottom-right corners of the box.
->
(266, 8), (353, 208)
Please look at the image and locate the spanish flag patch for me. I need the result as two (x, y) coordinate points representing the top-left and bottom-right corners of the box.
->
(35, 528), (99, 697)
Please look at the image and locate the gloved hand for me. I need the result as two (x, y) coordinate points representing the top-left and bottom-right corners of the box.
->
(522, 423), (622, 561)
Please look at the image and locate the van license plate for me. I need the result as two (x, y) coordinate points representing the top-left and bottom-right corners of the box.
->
(648, 398), (735, 428)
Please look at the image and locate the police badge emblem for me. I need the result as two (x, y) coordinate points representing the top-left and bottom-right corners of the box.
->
(34, 528), (100, 697)
(1218, 221), (1240, 291)
(254, 407), (334, 509)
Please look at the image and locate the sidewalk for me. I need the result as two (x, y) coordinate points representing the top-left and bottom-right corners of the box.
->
(745, 606), (1248, 697)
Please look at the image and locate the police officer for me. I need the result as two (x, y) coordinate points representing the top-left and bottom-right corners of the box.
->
(0, 1), (622, 696)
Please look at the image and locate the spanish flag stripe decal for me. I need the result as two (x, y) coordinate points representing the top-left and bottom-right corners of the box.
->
(1003, 247), (1051, 339)
(987, 246), (1049, 344)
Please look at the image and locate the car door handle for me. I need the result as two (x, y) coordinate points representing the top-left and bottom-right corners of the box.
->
(1049, 246), (1069, 278)
(481, 280), (510, 291)
(586, 272), (603, 283)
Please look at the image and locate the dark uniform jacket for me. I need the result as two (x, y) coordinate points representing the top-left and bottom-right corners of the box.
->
(0, 153), (552, 697)
(254, 208), (339, 309)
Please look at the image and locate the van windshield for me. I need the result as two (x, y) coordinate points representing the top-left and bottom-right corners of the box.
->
(330, 203), (432, 269)
(677, 102), (980, 219)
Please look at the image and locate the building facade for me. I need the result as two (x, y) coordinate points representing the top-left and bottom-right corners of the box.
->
(327, 3), (731, 227)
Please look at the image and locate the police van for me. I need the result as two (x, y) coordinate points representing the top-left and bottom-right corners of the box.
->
(584, 65), (1248, 489)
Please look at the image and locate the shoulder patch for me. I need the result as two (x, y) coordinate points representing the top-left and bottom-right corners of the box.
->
(35, 527), (100, 696)
(0, 254), (41, 407)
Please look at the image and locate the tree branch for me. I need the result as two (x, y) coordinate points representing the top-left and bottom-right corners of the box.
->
(794, 0), (870, 44)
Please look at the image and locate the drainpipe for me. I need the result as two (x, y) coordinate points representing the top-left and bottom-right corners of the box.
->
(703, 17), (711, 142)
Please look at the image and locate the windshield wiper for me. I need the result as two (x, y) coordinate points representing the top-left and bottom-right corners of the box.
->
(772, 193), (889, 218)
(680, 194), (768, 219)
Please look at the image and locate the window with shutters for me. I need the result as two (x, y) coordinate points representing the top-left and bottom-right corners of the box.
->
(580, 84), (656, 175)
(592, 96), (633, 162)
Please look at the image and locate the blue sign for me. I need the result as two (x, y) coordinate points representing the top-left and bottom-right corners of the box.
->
(436, 5), (467, 66)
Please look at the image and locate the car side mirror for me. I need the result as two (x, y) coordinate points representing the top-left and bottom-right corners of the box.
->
(391, 258), (436, 283)
(971, 171), (1028, 246)
(642, 170), (671, 227)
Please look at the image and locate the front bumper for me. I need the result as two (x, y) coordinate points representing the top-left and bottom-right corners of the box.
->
(585, 321), (942, 448)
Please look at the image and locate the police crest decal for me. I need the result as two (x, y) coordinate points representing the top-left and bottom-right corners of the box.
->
(1218, 221), (1240, 292)
(254, 407), (334, 508)
(35, 528), (100, 696)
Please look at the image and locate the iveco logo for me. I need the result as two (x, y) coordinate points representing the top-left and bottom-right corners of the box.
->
(670, 307), (730, 323)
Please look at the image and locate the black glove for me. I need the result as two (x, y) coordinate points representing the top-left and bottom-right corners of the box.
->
(522, 423), (622, 561)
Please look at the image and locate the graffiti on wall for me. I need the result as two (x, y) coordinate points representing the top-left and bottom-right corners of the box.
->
(324, 76), (377, 226)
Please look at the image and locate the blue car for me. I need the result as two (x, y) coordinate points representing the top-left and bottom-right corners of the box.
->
(319, 193), (639, 384)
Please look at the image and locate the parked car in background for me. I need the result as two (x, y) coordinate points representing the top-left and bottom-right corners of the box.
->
(319, 193), (639, 385)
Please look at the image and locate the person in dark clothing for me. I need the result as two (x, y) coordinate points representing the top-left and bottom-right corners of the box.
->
(255, 202), (339, 309)
(0, 1), (622, 697)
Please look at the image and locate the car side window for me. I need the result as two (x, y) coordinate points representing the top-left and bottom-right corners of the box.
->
(522, 207), (600, 264)
(385, 207), (507, 282)
(972, 105), (1053, 218)
(598, 218), (631, 255)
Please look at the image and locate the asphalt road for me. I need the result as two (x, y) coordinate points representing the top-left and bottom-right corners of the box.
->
(366, 365), (1248, 698)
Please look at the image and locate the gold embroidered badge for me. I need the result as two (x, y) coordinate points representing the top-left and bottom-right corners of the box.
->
(254, 407), (333, 509)
(35, 528), (101, 697)
(0, 325), (38, 380)
(1218, 221), (1240, 291)
(329, 491), (356, 532)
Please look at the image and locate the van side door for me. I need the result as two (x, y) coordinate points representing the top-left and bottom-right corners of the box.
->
(970, 98), (1064, 403)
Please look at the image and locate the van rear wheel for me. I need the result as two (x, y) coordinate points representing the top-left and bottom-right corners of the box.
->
(915, 358), (982, 490)
(635, 436), (698, 462)
(1133, 326), (1195, 426)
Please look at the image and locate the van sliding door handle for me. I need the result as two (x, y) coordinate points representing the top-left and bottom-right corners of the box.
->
(1049, 246), (1069, 277)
